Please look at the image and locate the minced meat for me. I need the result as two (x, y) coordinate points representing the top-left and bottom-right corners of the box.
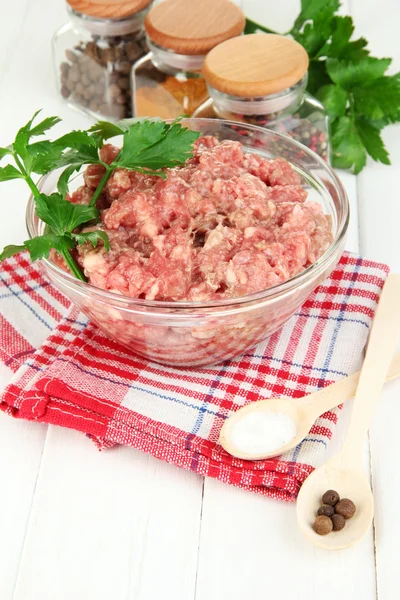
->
(70, 137), (332, 301)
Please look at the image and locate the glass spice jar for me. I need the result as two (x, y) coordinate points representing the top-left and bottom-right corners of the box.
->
(132, 0), (245, 119)
(52, 0), (153, 120)
(194, 34), (330, 161)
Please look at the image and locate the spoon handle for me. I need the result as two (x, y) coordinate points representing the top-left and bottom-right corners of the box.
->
(299, 351), (400, 418)
(340, 274), (400, 461)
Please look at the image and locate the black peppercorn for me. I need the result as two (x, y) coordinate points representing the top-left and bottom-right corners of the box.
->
(331, 513), (346, 531)
(317, 504), (335, 517)
(322, 489), (340, 506)
(313, 515), (333, 535)
(335, 499), (356, 519)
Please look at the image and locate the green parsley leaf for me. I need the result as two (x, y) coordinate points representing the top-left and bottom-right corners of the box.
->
(28, 116), (61, 138)
(72, 230), (110, 250)
(117, 121), (200, 171)
(54, 130), (97, 150)
(327, 16), (354, 57)
(353, 75), (400, 122)
(294, 16), (332, 57)
(307, 60), (331, 95)
(331, 116), (367, 173)
(292, 0), (340, 33)
(117, 120), (169, 168)
(317, 84), (348, 118)
(57, 165), (81, 196)
(0, 165), (24, 181)
(57, 144), (100, 168)
(0, 244), (26, 261)
(88, 120), (125, 142)
(356, 119), (391, 165)
(34, 193), (99, 236)
(327, 56), (392, 89)
(244, 17), (277, 35)
(0, 148), (12, 161)
(25, 234), (74, 261)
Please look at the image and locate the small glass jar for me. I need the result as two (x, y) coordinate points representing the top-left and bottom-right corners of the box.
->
(132, 0), (245, 118)
(53, 0), (153, 120)
(194, 34), (330, 161)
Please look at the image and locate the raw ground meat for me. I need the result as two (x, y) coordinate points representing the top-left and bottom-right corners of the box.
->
(69, 137), (333, 302)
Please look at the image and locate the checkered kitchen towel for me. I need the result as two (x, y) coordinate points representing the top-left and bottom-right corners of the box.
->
(0, 252), (389, 501)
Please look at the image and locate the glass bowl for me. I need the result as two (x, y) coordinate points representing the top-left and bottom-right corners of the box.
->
(26, 119), (349, 367)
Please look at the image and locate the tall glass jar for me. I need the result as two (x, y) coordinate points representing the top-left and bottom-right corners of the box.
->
(132, 0), (245, 118)
(52, 0), (153, 120)
(194, 34), (330, 161)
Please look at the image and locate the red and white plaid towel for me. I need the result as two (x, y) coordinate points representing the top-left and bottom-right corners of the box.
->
(0, 252), (389, 501)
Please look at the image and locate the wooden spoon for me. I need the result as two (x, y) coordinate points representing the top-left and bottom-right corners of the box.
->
(220, 352), (400, 461)
(296, 273), (400, 550)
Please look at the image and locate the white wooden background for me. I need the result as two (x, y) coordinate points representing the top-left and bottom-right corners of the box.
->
(0, 1), (399, 598)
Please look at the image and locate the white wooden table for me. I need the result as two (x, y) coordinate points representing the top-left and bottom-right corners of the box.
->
(1, 1), (400, 598)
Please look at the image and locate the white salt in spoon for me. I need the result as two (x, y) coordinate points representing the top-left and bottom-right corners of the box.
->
(220, 351), (400, 461)
(297, 273), (400, 550)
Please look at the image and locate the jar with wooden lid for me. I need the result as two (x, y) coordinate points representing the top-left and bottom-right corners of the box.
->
(52, 0), (153, 120)
(132, 0), (245, 119)
(194, 34), (330, 161)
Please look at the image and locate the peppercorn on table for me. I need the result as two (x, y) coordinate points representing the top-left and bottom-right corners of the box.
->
(1, 1), (400, 599)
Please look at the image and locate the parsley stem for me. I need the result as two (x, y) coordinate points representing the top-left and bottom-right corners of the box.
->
(13, 154), (41, 199)
(60, 246), (86, 281)
(89, 165), (112, 206)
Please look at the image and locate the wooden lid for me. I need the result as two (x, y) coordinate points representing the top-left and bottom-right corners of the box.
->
(67, 0), (152, 19)
(203, 34), (309, 96)
(144, 0), (245, 55)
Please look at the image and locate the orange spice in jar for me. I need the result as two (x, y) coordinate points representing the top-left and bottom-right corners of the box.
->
(132, 0), (245, 118)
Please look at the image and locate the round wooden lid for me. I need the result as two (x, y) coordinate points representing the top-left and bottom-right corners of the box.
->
(144, 0), (245, 55)
(203, 34), (309, 96)
(66, 0), (153, 19)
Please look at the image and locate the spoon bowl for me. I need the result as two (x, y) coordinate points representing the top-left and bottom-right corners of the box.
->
(219, 398), (311, 460)
(296, 458), (374, 550)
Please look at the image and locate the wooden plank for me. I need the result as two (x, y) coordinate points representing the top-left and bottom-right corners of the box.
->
(13, 427), (203, 600)
(0, 415), (47, 600)
(349, 1), (400, 598)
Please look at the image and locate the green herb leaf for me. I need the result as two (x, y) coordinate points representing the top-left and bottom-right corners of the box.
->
(116, 121), (200, 171)
(88, 121), (125, 142)
(353, 75), (400, 122)
(117, 120), (169, 168)
(327, 56), (392, 89)
(331, 116), (367, 173)
(0, 147), (12, 161)
(356, 119), (391, 165)
(307, 60), (331, 95)
(327, 16), (354, 57)
(0, 164), (24, 181)
(57, 144), (100, 168)
(54, 130), (97, 149)
(57, 164), (81, 196)
(28, 116), (61, 138)
(244, 17), (277, 35)
(0, 244), (26, 261)
(72, 230), (110, 250)
(34, 193), (99, 235)
(292, 0), (340, 33)
(317, 84), (348, 118)
(24, 233), (74, 261)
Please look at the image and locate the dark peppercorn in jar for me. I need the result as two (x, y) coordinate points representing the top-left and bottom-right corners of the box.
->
(194, 34), (330, 161)
(53, 0), (153, 120)
(132, 0), (245, 118)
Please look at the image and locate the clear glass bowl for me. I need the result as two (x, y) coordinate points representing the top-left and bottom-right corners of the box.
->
(26, 119), (349, 367)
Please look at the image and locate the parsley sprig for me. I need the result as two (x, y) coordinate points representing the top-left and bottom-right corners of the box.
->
(0, 113), (200, 280)
(245, 0), (400, 173)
